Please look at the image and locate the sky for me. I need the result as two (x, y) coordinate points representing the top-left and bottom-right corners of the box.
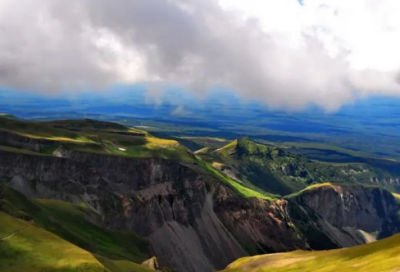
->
(1, 0), (400, 111)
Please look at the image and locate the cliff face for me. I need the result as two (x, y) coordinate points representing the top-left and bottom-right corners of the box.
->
(0, 149), (246, 272)
(289, 185), (400, 247)
(213, 186), (309, 254)
(0, 130), (54, 152)
(1, 148), (400, 272)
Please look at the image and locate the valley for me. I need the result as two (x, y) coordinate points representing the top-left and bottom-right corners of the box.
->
(1, 115), (400, 272)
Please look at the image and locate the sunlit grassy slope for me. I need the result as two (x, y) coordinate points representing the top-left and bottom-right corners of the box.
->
(284, 182), (337, 198)
(0, 116), (194, 161)
(0, 185), (153, 272)
(0, 211), (106, 272)
(222, 233), (400, 272)
(194, 157), (277, 200)
(0, 212), (152, 272)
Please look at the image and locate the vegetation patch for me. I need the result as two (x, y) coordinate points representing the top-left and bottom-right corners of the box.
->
(0, 186), (151, 267)
(0, 117), (195, 161)
(195, 157), (276, 200)
(222, 233), (400, 272)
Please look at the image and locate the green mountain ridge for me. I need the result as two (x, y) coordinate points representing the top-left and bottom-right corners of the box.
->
(198, 137), (400, 195)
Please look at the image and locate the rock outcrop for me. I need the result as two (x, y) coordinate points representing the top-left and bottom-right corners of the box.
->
(289, 184), (400, 247)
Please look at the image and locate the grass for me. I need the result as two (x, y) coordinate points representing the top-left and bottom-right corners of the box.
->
(0, 117), (195, 161)
(215, 139), (239, 157)
(95, 255), (154, 272)
(195, 157), (276, 200)
(0, 117), (95, 143)
(202, 138), (310, 195)
(393, 193), (400, 204)
(0, 211), (107, 272)
(201, 138), (400, 195)
(0, 186), (150, 265)
(285, 182), (336, 198)
(223, 233), (400, 272)
(35, 199), (149, 263)
(280, 142), (370, 158)
(0, 212), (153, 272)
(43, 119), (131, 131)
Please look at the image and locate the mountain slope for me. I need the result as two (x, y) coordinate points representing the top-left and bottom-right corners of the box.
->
(2, 118), (400, 272)
(0, 212), (153, 272)
(198, 138), (400, 195)
(0, 185), (154, 272)
(222, 232), (400, 272)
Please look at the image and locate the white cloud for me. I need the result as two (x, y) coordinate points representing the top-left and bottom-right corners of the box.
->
(1, 0), (400, 111)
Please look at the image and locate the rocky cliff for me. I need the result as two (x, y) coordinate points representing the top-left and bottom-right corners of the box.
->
(289, 184), (400, 247)
(1, 148), (399, 272)
(0, 148), (246, 272)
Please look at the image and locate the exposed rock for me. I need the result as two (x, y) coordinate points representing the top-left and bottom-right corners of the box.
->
(1, 148), (400, 272)
(0, 130), (54, 152)
(289, 184), (400, 246)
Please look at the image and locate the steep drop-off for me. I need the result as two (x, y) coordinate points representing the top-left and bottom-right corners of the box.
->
(1, 146), (400, 272)
(1, 119), (400, 272)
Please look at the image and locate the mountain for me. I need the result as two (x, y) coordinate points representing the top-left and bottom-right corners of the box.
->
(197, 138), (400, 195)
(1, 117), (400, 272)
(221, 232), (400, 272)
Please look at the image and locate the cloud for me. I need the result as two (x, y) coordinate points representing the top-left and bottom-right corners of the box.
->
(1, 0), (400, 111)
(171, 105), (189, 116)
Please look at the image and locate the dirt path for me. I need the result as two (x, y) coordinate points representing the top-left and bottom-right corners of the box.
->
(0, 224), (29, 241)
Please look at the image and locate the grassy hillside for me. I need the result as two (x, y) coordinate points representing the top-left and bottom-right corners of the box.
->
(194, 157), (277, 200)
(0, 185), (154, 272)
(0, 116), (194, 162)
(0, 212), (152, 272)
(199, 138), (317, 195)
(222, 233), (400, 272)
(198, 138), (400, 195)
